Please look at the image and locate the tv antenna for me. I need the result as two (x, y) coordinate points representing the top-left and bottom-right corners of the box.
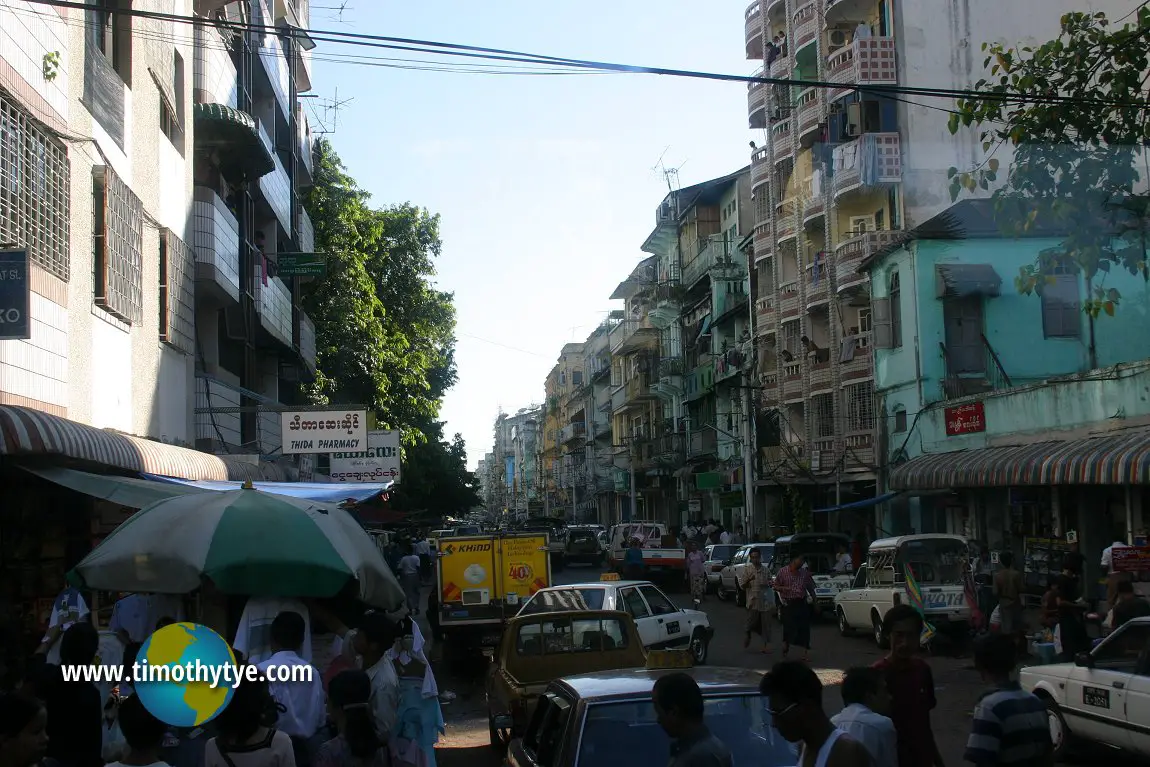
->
(652, 148), (685, 194)
(308, 88), (354, 135)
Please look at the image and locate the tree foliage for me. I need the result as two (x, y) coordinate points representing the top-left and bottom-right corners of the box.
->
(387, 421), (481, 514)
(946, 9), (1150, 318)
(302, 139), (457, 444)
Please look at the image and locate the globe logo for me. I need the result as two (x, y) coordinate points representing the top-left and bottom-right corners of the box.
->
(133, 622), (237, 727)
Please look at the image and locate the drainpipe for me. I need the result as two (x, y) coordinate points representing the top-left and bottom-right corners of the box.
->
(742, 370), (756, 536)
(909, 242), (924, 407)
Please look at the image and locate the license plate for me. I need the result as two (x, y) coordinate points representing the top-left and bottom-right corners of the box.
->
(927, 601), (947, 610)
(816, 588), (834, 595)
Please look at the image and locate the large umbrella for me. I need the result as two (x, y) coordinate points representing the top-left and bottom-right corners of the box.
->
(69, 485), (404, 610)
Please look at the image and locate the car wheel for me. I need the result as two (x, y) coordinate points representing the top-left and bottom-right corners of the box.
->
(689, 629), (709, 664)
(735, 586), (745, 608)
(1044, 698), (1071, 760)
(872, 612), (889, 649)
(837, 607), (853, 636)
(716, 582), (728, 601)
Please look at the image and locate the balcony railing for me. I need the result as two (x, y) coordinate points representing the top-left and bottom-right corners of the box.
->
(775, 199), (799, 242)
(748, 69), (768, 129)
(826, 37), (897, 102)
(778, 279), (800, 316)
(684, 236), (725, 287)
(782, 361), (803, 399)
(770, 52), (791, 79)
(194, 22), (238, 107)
(751, 146), (771, 189)
(753, 223), (774, 260)
(796, 87), (823, 137)
(809, 358), (832, 391)
(560, 422), (587, 444)
(625, 375), (654, 403)
(191, 186), (241, 303)
(658, 356), (685, 378)
(685, 363), (714, 402)
(257, 120), (292, 231)
(806, 259), (830, 305)
(755, 295), (776, 325)
(771, 119), (794, 163)
(844, 433), (875, 470)
(831, 133), (902, 199)
(688, 429), (718, 457)
(609, 316), (657, 354)
(745, 1), (764, 59)
(793, 2), (819, 50)
(940, 334), (1013, 401)
(840, 335), (873, 382)
(254, 270), (293, 346)
(715, 342), (751, 382)
(298, 311), (316, 371)
(834, 230), (903, 291)
(802, 172), (825, 221)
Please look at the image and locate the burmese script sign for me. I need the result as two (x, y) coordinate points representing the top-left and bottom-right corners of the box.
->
(329, 430), (402, 484)
(280, 410), (367, 454)
(945, 402), (986, 437)
(1112, 546), (1150, 574)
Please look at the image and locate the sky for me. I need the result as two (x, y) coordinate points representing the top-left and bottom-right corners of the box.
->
(310, 0), (754, 469)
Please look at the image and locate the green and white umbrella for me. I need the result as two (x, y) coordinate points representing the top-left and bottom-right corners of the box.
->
(69, 486), (404, 610)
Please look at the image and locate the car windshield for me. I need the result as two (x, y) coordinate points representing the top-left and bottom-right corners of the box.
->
(708, 545), (738, 561)
(520, 588), (606, 614)
(898, 539), (969, 585)
(577, 694), (797, 767)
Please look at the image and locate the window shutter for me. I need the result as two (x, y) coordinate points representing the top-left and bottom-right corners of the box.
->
(872, 297), (893, 349)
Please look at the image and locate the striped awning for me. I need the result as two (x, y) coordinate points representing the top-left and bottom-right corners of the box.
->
(888, 427), (1150, 490)
(0, 405), (284, 482)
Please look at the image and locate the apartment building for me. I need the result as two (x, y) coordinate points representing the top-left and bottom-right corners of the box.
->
(581, 318), (618, 523)
(741, 0), (1131, 529)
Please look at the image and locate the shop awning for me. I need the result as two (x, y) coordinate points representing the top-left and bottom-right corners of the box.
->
(813, 491), (901, 513)
(0, 405), (283, 481)
(141, 475), (394, 504)
(193, 102), (275, 179)
(935, 263), (1002, 298)
(23, 466), (212, 508)
(888, 427), (1150, 490)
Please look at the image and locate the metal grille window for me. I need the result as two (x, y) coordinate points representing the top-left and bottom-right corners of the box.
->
(1041, 265), (1081, 339)
(844, 381), (876, 432)
(781, 320), (801, 356)
(159, 229), (195, 354)
(93, 165), (144, 323)
(812, 393), (834, 437)
(0, 94), (70, 281)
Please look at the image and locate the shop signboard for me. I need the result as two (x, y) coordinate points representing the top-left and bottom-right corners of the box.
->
(1112, 545), (1150, 573)
(945, 402), (986, 436)
(280, 410), (367, 453)
(276, 252), (327, 277)
(329, 430), (402, 483)
(0, 249), (30, 340)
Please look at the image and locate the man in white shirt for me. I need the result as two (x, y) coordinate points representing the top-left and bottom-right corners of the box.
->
(719, 528), (732, 545)
(36, 587), (90, 664)
(234, 596), (313, 665)
(259, 611), (326, 766)
(833, 544), (854, 574)
(414, 536), (433, 583)
(398, 547), (423, 616)
(830, 667), (897, 767)
(349, 612), (401, 742)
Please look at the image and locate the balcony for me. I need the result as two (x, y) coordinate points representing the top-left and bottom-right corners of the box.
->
(781, 360), (803, 400)
(806, 260), (830, 307)
(625, 375), (655, 405)
(560, 422), (587, 446)
(771, 120), (794, 164)
(778, 279), (800, 317)
(254, 269), (293, 346)
(298, 207), (315, 254)
(748, 71), (768, 130)
(775, 199), (799, 242)
(939, 334), (1012, 401)
(843, 432), (875, 471)
(770, 52), (792, 79)
(609, 385), (628, 414)
(831, 133), (902, 199)
(759, 370), (780, 402)
(751, 146), (771, 189)
(755, 296), (776, 328)
(809, 357), (832, 392)
(257, 120), (292, 233)
(194, 22), (238, 107)
(255, 0), (291, 118)
(802, 172), (825, 223)
(834, 230), (903, 291)
(609, 316), (658, 355)
(796, 87), (823, 140)
(715, 342), (751, 382)
(826, 37), (897, 102)
(683, 237), (722, 287)
(753, 223), (774, 260)
(688, 429), (718, 458)
(793, 2), (820, 52)
(297, 105), (314, 182)
(191, 186), (241, 304)
(684, 363), (714, 403)
(840, 334), (873, 382)
(298, 311), (316, 372)
(746, 2), (765, 59)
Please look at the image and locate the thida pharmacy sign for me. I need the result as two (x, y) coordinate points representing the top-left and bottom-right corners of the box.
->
(280, 410), (368, 453)
(329, 430), (402, 484)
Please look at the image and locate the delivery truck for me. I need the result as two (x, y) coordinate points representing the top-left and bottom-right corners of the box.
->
(433, 531), (552, 655)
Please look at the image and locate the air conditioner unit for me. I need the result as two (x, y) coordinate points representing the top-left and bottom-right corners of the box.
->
(461, 588), (490, 605)
(828, 29), (850, 49)
(850, 216), (874, 234)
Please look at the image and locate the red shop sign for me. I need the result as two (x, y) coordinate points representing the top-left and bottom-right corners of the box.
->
(945, 402), (986, 436)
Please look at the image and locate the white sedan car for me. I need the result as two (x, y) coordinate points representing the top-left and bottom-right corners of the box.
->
(515, 578), (714, 664)
(1020, 616), (1150, 759)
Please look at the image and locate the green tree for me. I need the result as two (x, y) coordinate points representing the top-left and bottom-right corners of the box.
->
(302, 139), (457, 444)
(946, 9), (1150, 324)
(389, 422), (481, 514)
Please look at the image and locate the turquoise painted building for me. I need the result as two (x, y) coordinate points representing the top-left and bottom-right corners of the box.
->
(863, 200), (1150, 589)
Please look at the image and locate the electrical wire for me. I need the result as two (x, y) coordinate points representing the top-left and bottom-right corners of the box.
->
(16, 0), (1150, 111)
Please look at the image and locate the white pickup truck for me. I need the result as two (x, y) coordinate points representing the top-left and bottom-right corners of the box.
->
(609, 522), (685, 582)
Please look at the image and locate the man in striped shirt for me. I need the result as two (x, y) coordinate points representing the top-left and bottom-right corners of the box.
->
(964, 634), (1053, 766)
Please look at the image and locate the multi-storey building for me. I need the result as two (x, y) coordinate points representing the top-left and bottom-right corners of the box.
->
(510, 406), (542, 517)
(582, 317), (618, 523)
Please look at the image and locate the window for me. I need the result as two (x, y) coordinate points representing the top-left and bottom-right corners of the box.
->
(852, 566), (868, 588)
(889, 270), (903, 348)
(93, 165), (144, 323)
(639, 585), (676, 616)
(844, 381), (875, 432)
(157, 51), (185, 150)
(618, 587), (650, 619)
(1091, 624), (1148, 671)
(0, 94), (70, 281)
(572, 370), (583, 386)
(88, 0), (132, 82)
(1041, 267), (1081, 339)
(524, 693), (573, 767)
(519, 587), (606, 615)
(515, 616), (629, 655)
(158, 229), (194, 354)
(892, 408), (907, 433)
(812, 394), (834, 437)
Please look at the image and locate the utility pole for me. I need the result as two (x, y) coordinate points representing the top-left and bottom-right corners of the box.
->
(742, 370), (756, 538)
(629, 439), (638, 521)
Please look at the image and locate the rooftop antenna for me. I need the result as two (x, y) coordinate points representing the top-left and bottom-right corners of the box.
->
(309, 87), (354, 135)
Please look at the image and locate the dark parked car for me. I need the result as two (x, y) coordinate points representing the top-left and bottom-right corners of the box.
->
(565, 527), (605, 566)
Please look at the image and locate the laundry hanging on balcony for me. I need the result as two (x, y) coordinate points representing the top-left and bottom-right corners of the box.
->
(859, 133), (881, 187)
(840, 335), (858, 362)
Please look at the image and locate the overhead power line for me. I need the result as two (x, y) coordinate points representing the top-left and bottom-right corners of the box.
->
(19, 0), (1150, 111)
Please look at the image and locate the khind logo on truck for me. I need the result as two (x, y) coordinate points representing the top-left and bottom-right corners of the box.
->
(444, 542), (492, 553)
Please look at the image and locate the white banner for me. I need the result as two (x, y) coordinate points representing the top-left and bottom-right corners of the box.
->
(329, 430), (402, 484)
(280, 410), (368, 454)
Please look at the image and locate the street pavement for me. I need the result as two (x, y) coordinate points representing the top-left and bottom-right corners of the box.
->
(420, 562), (1135, 766)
